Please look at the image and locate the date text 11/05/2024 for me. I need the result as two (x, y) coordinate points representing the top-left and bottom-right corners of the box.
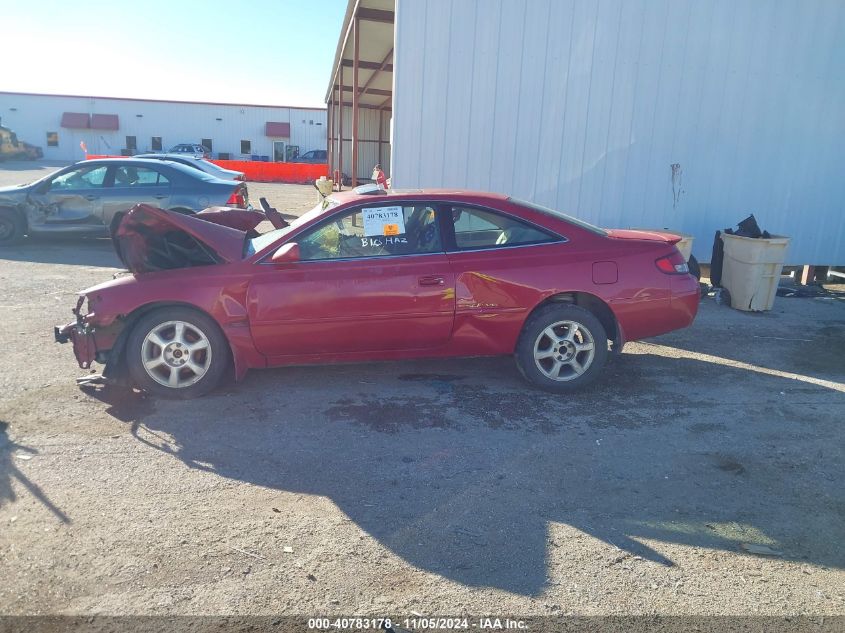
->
(307, 617), (528, 630)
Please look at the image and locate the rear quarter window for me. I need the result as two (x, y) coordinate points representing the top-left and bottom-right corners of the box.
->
(508, 197), (608, 236)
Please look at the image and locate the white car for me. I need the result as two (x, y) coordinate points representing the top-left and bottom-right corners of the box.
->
(136, 154), (245, 181)
(168, 144), (211, 158)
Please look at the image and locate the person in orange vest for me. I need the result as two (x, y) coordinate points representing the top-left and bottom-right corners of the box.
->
(372, 164), (388, 189)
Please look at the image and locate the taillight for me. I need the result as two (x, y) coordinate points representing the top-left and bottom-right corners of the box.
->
(655, 252), (689, 274)
(226, 186), (247, 208)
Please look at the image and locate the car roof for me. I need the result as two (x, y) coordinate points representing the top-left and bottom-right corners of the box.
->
(76, 158), (185, 167)
(137, 153), (202, 161)
(327, 188), (510, 206)
(76, 158), (230, 181)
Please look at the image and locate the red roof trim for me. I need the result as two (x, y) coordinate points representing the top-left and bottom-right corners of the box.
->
(0, 90), (325, 112)
(265, 121), (291, 137)
(60, 112), (90, 129)
(91, 113), (119, 130)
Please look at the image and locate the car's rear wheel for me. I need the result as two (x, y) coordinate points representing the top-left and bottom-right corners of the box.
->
(126, 307), (229, 398)
(515, 304), (608, 393)
(0, 209), (25, 246)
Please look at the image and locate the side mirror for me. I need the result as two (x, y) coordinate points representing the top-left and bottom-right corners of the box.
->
(271, 242), (300, 264)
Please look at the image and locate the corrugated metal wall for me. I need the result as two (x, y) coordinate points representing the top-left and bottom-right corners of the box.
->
(0, 93), (326, 164)
(333, 106), (391, 180)
(393, 0), (845, 263)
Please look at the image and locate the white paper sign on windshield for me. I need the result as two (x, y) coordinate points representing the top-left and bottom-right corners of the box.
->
(362, 206), (405, 237)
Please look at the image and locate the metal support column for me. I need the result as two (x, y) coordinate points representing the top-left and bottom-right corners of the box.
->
(351, 16), (360, 187)
(337, 66), (343, 190)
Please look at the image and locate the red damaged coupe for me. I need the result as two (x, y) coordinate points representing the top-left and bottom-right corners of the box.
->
(55, 188), (699, 398)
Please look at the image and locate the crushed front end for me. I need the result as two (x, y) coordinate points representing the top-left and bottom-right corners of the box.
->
(54, 295), (123, 371)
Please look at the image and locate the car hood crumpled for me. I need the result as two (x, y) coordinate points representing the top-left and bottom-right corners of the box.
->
(110, 203), (251, 274)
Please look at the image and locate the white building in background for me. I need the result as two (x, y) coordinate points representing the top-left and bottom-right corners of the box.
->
(0, 92), (327, 164)
(328, 0), (844, 264)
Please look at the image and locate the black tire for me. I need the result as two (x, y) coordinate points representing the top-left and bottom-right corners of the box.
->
(688, 254), (701, 280)
(125, 306), (230, 399)
(515, 303), (609, 393)
(0, 208), (26, 246)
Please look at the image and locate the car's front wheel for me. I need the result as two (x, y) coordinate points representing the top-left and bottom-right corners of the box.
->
(0, 209), (26, 246)
(515, 304), (608, 393)
(126, 307), (229, 398)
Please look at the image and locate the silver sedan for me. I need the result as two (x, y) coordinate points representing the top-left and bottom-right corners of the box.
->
(0, 158), (248, 245)
(134, 153), (245, 181)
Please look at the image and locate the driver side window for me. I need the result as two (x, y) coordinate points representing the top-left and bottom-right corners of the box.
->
(50, 166), (108, 190)
(298, 204), (442, 261)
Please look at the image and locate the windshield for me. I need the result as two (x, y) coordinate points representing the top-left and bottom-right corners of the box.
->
(245, 198), (339, 257)
(508, 197), (608, 236)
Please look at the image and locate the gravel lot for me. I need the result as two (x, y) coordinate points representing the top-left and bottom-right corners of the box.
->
(0, 161), (843, 618)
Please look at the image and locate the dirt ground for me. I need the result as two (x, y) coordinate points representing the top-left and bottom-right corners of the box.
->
(0, 161), (843, 618)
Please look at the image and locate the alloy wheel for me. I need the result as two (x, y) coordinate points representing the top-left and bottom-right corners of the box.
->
(532, 320), (596, 381)
(141, 320), (212, 388)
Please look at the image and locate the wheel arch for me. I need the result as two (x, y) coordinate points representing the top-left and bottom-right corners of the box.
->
(0, 204), (28, 226)
(525, 291), (623, 353)
(104, 301), (237, 382)
(0, 205), (28, 242)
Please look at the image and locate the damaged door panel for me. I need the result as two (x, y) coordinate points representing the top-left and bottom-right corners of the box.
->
(26, 164), (109, 234)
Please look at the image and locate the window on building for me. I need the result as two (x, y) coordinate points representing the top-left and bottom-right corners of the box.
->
(126, 136), (137, 151)
(240, 140), (251, 154)
(46, 132), (59, 147)
(201, 138), (213, 152)
(449, 206), (559, 250)
(151, 136), (162, 151)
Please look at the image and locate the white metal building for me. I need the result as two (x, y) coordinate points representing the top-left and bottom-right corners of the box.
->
(0, 92), (327, 164)
(328, 0), (844, 264)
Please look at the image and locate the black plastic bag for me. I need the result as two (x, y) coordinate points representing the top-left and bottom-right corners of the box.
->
(710, 230), (724, 287)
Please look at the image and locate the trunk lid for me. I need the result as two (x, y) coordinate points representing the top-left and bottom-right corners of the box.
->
(111, 204), (249, 274)
(605, 228), (682, 245)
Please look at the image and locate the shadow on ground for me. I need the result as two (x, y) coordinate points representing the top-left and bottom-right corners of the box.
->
(83, 334), (845, 596)
(0, 421), (70, 523)
(0, 236), (120, 267)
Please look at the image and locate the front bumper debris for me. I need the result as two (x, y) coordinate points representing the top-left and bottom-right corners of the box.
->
(55, 321), (97, 369)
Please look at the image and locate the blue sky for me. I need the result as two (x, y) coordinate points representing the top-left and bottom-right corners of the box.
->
(5, 0), (347, 107)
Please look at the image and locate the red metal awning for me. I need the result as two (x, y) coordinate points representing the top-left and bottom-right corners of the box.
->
(91, 114), (119, 130)
(265, 121), (290, 137)
(61, 112), (90, 129)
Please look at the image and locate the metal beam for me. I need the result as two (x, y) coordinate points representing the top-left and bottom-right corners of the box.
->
(378, 108), (384, 171)
(352, 16), (360, 187)
(356, 8), (394, 23)
(377, 94), (392, 110)
(360, 49), (394, 98)
(326, 96), (332, 169)
(338, 65), (343, 186)
(330, 137), (390, 144)
(333, 85), (392, 98)
(336, 101), (391, 111)
(341, 59), (393, 72)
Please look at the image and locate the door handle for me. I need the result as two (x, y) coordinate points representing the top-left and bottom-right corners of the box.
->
(153, 194), (167, 199)
(85, 195), (99, 201)
(418, 275), (445, 286)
